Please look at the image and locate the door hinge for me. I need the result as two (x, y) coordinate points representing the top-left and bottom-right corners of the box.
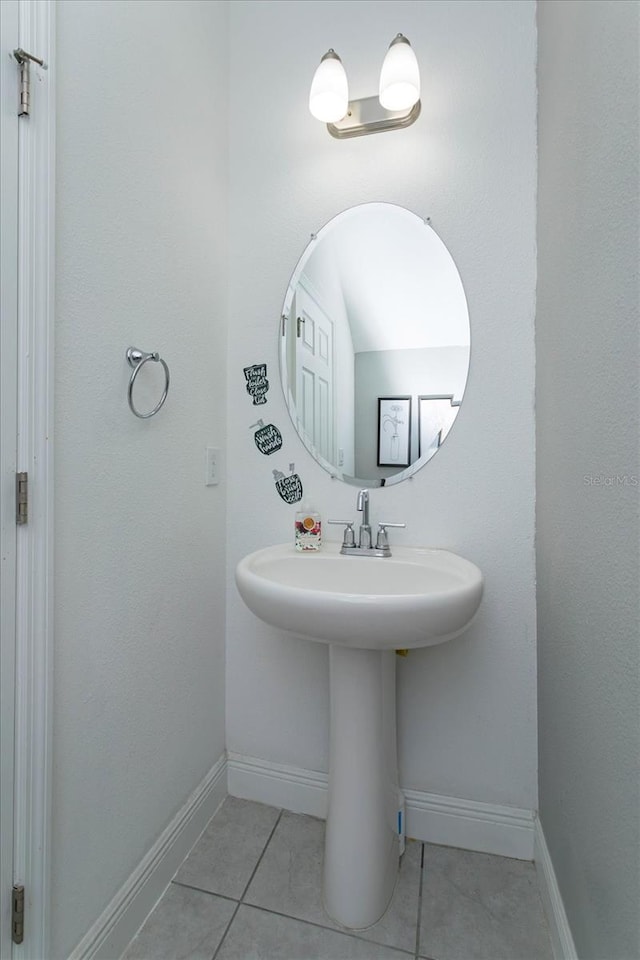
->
(16, 471), (28, 525)
(13, 48), (47, 117)
(12, 884), (24, 944)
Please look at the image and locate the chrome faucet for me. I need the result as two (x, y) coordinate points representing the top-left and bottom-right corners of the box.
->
(328, 489), (405, 558)
(357, 488), (372, 549)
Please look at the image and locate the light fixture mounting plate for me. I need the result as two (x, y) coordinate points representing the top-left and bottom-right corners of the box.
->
(327, 95), (420, 139)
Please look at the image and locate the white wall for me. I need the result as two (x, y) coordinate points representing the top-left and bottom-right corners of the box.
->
(537, 2), (640, 958)
(227, 0), (537, 811)
(53, 2), (228, 956)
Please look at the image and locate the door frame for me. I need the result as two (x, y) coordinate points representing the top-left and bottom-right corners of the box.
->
(1, 2), (55, 957)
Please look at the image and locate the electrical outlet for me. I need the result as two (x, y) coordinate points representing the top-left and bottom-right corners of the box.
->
(205, 447), (221, 486)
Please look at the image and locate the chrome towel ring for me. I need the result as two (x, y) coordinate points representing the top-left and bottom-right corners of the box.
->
(126, 346), (170, 419)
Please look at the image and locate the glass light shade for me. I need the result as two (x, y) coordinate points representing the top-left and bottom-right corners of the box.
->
(309, 52), (349, 123)
(379, 36), (420, 111)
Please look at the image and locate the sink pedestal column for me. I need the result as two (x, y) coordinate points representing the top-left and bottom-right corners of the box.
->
(323, 646), (401, 929)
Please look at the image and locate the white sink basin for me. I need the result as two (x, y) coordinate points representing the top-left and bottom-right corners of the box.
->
(235, 541), (483, 650)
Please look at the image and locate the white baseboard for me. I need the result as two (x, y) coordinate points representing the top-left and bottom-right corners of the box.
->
(69, 754), (227, 960)
(534, 818), (578, 960)
(404, 787), (534, 860)
(227, 752), (535, 860)
(227, 752), (328, 819)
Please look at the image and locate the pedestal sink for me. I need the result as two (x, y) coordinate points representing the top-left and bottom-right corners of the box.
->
(235, 542), (483, 929)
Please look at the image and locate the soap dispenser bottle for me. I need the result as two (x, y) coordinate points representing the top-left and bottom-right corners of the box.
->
(295, 500), (322, 551)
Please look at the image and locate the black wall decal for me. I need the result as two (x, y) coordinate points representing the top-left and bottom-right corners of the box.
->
(273, 463), (303, 504)
(244, 363), (269, 405)
(250, 419), (283, 455)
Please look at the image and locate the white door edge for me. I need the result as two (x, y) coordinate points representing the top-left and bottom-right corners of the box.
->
(1, 0), (21, 956)
(13, 2), (55, 957)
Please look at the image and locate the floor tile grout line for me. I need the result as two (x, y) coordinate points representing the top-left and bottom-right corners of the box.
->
(236, 901), (417, 957)
(211, 808), (283, 960)
(414, 842), (425, 960)
(170, 879), (240, 904)
(210, 899), (241, 960)
(240, 808), (284, 902)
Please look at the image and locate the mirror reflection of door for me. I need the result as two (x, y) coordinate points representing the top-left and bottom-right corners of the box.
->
(295, 285), (335, 465)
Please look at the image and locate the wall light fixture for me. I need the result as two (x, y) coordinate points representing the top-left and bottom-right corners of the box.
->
(309, 34), (421, 139)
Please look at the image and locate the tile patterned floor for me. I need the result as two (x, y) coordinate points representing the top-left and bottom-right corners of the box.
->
(121, 797), (554, 960)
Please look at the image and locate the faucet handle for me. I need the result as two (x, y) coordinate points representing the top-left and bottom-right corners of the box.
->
(375, 522), (406, 550)
(328, 520), (356, 548)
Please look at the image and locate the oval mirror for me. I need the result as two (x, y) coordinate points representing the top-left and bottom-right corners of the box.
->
(279, 202), (470, 487)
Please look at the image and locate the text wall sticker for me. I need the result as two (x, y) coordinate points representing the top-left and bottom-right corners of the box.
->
(250, 419), (283, 456)
(243, 363), (269, 405)
(243, 360), (305, 503)
(273, 464), (303, 504)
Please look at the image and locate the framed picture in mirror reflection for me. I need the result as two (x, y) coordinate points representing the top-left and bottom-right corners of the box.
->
(377, 397), (411, 467)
